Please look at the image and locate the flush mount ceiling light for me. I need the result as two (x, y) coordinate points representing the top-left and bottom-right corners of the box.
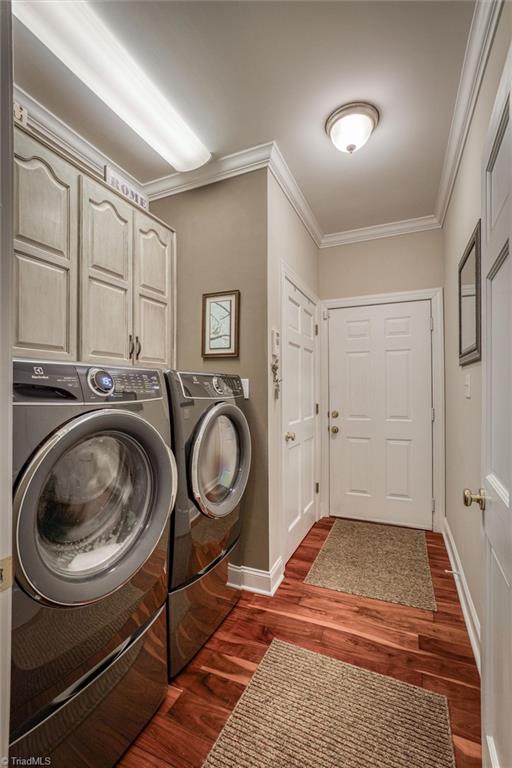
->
(12, 0), (211, 172)
(325, 102), (379, 155)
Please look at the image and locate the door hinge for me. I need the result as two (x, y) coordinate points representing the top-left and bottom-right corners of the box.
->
(432, 498), (436, 513)
(431, 407), (435, 422)
(314, 323), (319, 336)
(0, 556), (13, 592)
(430, 316), (434, 332)
(315, 482), (320, 494)
(315, 403), (319, 415)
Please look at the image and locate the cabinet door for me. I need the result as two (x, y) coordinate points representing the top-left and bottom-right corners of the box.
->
(133, 211), (174, 369)
(13, 130), (78, 360)
(80, 176), (133, 365)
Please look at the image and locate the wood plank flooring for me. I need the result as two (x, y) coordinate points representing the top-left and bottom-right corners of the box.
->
(120, 519), (481, 768)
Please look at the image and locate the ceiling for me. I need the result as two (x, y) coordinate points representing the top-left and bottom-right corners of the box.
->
(13, 1), (475, 235)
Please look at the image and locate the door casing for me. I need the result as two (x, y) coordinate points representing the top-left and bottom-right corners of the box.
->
(320, 288), (445, 532)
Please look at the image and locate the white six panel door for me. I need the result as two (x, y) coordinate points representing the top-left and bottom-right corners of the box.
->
(282, 277), (317, 562)
(481, 56), (512, 768)
(329, 300), (433, 529)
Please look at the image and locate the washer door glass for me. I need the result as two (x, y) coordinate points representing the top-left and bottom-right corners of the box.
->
(191, 403), (251, 518)
(15, 409), (178, 606)
(198, 415), (239, 504)
(37, 434), (151, 578)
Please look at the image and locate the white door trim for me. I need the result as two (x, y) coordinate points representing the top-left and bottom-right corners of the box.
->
(320, 287), (445, 532)
(279, 262), (320, 565)
(0, 1), (13, 760)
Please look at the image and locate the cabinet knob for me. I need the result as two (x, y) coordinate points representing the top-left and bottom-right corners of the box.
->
(285, 431), (296, 442)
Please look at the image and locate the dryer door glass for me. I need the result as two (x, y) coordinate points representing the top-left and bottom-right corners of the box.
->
(198, 415), (239, 504)
(190, 403), (251, 518)
(37, 433), (151, 577)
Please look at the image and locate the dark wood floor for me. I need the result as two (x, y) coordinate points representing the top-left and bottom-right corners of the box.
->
(120, 518), (481, 768)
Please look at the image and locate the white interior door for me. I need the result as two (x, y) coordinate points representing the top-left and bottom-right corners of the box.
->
(0, 1), (12, 760)
(481, 50), (512, 768)
(282, 276), (317, 562)
(329, 300), (433, 529)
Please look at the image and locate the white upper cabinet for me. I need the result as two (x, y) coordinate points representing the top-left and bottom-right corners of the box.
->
(13, 131), (79, 360)
(80, 176), (134, 365)
(12, 128), (176, 368)
(133, 211), (174, 369)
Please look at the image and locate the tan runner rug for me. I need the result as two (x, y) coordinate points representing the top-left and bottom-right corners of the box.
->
(305, 519), (437, 610)
(202, 639), (455, 768)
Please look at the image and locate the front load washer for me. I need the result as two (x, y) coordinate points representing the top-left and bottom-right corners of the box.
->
(165, 371), (252, 677)
(10, 360), (178, 767)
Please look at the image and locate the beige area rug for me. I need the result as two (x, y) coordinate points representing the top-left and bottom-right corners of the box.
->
(305, 519), (437, 611)
(202, 640), (455, 768)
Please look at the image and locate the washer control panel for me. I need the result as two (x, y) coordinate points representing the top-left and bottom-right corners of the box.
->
(82, 367), (162, 402)
(12, 361), (163, 403)
(178, 372), (244, 400)
(87, 368), (115, 397)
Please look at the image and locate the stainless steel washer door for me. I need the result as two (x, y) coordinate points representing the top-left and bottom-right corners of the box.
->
(190, 403), (251, 518)
(15, 410), (178, 606)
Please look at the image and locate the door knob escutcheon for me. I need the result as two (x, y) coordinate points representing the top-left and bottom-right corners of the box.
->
(463, 488), (486, 511)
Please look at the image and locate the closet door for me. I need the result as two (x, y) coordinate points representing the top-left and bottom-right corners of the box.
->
(80, 177), (133, 365)
(133, 211), (173, 368)
(13, 130), (78, 360)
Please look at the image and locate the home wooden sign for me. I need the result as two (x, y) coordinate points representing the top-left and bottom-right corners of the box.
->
(104, 165), (149, 210)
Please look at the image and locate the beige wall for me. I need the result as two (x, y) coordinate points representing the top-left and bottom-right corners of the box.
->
(151, 170), (270, 570)
(267, 173), (319, 567)
(318, 228), (444, 299)
(442, 4), (511, 622)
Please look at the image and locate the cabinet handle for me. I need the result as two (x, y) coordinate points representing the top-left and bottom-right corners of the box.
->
(128, 334), (135, 359)
(135, 335), (142, 360)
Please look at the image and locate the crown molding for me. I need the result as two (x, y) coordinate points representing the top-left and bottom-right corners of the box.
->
(144, 141), (275, 199)
(435, 0), (503, 225)
(144, 140), (323, 246)
(319, 214), (441, 248)
(267, 143), (322, 246)
(13, 84), (142, 187)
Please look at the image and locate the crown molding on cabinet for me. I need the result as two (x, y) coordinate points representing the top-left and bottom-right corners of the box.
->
(13, 84), (142, 187)
(319, 214), (441, 248)
(435, 0), (504, 225)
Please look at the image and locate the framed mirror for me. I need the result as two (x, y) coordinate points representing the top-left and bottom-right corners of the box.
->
(458, 220), (481, 366)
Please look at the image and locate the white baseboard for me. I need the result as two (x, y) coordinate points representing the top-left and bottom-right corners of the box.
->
(228, 556), (284, 597)
(442, 517), (481, 673)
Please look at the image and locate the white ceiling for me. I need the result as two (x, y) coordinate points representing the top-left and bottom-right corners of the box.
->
(13, 1), (475, 234)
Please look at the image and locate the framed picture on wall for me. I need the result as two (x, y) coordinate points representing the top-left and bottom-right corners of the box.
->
(458, 220), (481, 366)
(202, 290), (240, 358)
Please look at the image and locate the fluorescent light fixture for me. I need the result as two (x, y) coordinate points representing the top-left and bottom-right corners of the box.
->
(12, 0), (211, 172)
(326, 102), (379, 154)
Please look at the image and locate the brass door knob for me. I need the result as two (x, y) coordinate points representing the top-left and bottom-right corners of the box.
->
(285, 431), (296, 442)
(331, 410), (339, 418)
(331, 426), (339, 435)
(463, 488), (486, 511)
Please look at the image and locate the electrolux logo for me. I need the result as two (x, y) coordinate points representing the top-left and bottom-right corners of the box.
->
(31, 366), (48, 380)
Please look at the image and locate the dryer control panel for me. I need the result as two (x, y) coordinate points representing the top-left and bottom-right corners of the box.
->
(13, 361), (163, 403)
(178, 372), (244, 400)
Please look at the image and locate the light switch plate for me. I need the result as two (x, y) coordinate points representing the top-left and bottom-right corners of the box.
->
(241, 378), (249, 399)
(464, 373), (471, 399)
